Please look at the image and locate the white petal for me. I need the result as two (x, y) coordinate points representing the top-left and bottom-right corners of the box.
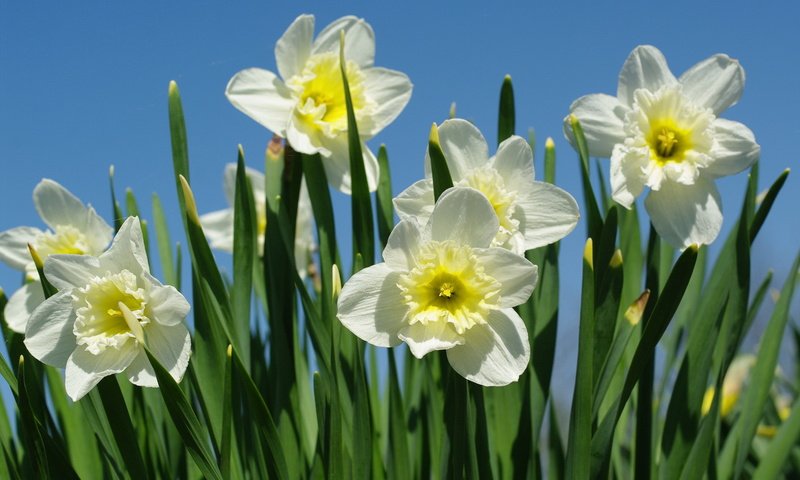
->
(679, 54), (745, 114)
(398, 321), (464, 359)
(361, 67), (413, 136)
(83, 207), (114, 254)
(564, 94), (628, 158)
(515, 182), (580, 250)
(44, 254), (100, 291)
(492, 136), (534, 181)
(319, 136), (379, 194)
(474, 249), (538, 308)
(24, 290), (76, 368)
(0, 226), (41, 271)
(136, 321), (192, 384)
(617, 45), (677, 107)
(429, 187), (498, 247)
(226, 68), (295, 135)
(705, 119), (760, 178)
(286, 115), (327, 156)
(65, 344), (138, 401)
(33, 179), (88, 230)
(393, 179), (434, 222)
(312, 16), (375, 67)
(275, 14), (314, 80)
(437, 119), (490, 180)
(610, 145), (649, 208)
(337, 263), (409, 347)
(382, 218), (424, 271)
(294, 182), (316, 277)
(148, 285), (190, 327)
(199, 209), (234, 253)
(645, 177), (723, 249)
(99, 217), (149, 276)
(446, 308), (530, 386)
(122, 351), (157, 388)
(5, 282), (44, 334)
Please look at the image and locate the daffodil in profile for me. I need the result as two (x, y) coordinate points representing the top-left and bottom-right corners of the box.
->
(24, 217), (191, 401)
(226, 14), (413, 194)
(0, 179), (113, 333)
(199, 160), (316, 279)
(394, 119), (579, 255)
(338, 187), (536, 386)
(565, 45), (760, 249)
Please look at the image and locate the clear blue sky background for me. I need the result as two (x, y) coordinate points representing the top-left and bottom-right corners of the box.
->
(1, 2), (798, 404)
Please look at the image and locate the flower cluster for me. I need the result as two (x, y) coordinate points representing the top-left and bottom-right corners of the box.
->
(565, 45), (759, 249)
(337, 121), (579, 386)
(0, 180), (192, 401)
(226, 14), (412, 194)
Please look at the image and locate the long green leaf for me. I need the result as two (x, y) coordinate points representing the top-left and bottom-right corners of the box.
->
(144, 348), (222, 480)
(232, 148), (256, 369)
(339, 31), (374, 269)
(566, 239), (595, 479)
(497, 74), (515, 145)
(734, 250), (800, 476)
(567, 115), (603, 240)
(591, 245), (698, 477)
(375, 145), (394, 249)
(428, 123), (453, 201)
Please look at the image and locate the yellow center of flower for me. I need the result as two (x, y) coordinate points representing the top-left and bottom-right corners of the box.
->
(459, 168), (519, 246)
(398, 241), (501, 334)
(73, 270), (149, 354)
(34, 226), (89, 257)
(647, 120), (692, 165)
(288, 52), (368, 136)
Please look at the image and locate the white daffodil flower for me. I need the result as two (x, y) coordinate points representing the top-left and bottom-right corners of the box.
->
(338, 187), (536, 386)
(0, 179), (113, 333)
(565, 45), (760, 249)
(226, 14), (413, 194)
(24, 217), (191, 401)
(199, 162), (316, 279)
(394, 119), (580, 255)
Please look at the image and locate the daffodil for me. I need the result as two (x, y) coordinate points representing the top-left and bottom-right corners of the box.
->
(394, 119), (579, 255)
(226, 14), (413, 194)
(0, 179), (113, 333)
(24, 217), (191, 401)
(565, 45), (760, 249)
(199, 160), (316, 278)
(338, 187), (536, 386)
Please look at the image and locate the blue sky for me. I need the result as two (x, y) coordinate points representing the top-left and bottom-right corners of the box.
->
(1, 2), (798, 400)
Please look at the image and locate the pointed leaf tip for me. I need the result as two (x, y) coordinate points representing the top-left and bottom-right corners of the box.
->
(583, 238), (594, 269)
(178, 175), (201, 225)
(429, 123), (440, 146)
(625, 290), (650, 326)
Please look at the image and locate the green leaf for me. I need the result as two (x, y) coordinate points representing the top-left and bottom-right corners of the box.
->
(497, 74), (515, 145)
(591, 245), (698, 477)
(548, 401), (566, 480)
(428, 123), (454, 201)
(108, 166), (125, 231)
(753, 396), (800, 478)
(339, 31), (374, 269)
(567, 115), (603, 240)
(220, 346), (234, 480)
(95, 376), (149, 479)
(144, 348), (223, 480)
(386, 352), (410, 480)
(375, 145), (394, 249)
(734, 250), (800, 476)
(231, 148), (256, 369)
(565, 239), (595, 479)
(151, 193), (177, 287)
